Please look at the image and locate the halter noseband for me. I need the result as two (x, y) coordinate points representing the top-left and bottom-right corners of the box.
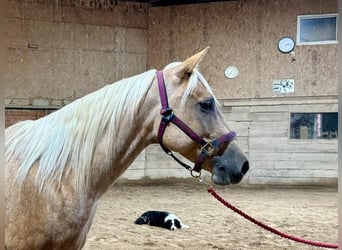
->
(156, 70), (236, 176)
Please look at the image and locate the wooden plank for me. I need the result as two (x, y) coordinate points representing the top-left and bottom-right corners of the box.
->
(128, 160), (145, 170)
(249, 112), (288, 122)
(250, 105), (289, 113)
(249, 152), (338, 162)
(223, 98), (337, 108)
(235, 137), (249, 153)
(288, 104), (337, 113)
(146, 160), (181, 170)
(231, 106), (251, 113)
(146, 152), (177, 162)
(226, 121), (250, 137)
(249, 169), (337, 178)
(296, 160), (337, 170)
(225, 102), (337, 114)
(251, 160), (298, 169)
(221, 105), (249, 113)
(145, 168), (189, 179)
(249, 142), (337, 153)
(121, 169), (145, 180)
(248, 176), (337, 185)
(249, 121), (288, 137)
(223, 106), (251, 122)
(145, 144), (165, 153)
(249, 137), (339, 146)
(252, 160), (337, 170)
(224, 112), (251, 122)
(249, 137), (288, 145)
(219, 106), (232, 113)
(287, 139), (338, 146)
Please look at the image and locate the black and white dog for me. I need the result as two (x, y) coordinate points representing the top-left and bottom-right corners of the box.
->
(135, 211), (189, 231)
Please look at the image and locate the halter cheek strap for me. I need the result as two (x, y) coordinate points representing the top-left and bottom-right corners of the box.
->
(156, 70), (236, 174)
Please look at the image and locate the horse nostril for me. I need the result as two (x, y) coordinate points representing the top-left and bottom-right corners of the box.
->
(218, 166), (227, 174)
(241, 161), (249, 175)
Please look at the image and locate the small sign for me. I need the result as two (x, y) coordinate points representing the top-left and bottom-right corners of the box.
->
(273, 79), (294, 94)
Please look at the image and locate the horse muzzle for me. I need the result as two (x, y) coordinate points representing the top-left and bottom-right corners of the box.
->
(212, 140), (249, 185)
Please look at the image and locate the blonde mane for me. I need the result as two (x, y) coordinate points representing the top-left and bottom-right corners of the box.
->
(6, 70), (157, 193)
(6, 64), (217, 194)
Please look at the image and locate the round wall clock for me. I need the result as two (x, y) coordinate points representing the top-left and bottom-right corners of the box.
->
(277, 37), (295, 53)
(224, 66), (239, 79)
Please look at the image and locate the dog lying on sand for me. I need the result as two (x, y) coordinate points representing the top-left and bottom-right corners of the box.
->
(135, 211), (189, 231)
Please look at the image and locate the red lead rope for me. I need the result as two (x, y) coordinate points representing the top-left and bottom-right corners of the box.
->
(207, 187), (338, 249)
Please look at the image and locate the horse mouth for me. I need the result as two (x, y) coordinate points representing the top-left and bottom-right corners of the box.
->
(212, 161), (249, 185)
(211, 141), (249, 186)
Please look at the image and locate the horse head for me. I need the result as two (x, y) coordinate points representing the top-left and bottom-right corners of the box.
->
(152, 47), (249, 185)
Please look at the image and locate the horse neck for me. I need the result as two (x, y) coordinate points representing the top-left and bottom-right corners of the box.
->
(88, 81), (160, 198)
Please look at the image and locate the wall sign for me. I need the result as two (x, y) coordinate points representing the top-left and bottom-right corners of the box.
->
(273, 79), (295, 94)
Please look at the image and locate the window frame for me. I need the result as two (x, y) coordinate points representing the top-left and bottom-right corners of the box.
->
(289, 112), (338, 140)
(296, 13), (338, 46)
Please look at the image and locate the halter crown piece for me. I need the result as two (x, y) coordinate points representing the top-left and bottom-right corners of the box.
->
(156, 70), (236, 177)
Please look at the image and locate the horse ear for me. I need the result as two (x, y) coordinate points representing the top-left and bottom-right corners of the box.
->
(173, 47), (209, 78)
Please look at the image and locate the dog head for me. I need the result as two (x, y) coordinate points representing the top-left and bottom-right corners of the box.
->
(164, 213), (189, 230)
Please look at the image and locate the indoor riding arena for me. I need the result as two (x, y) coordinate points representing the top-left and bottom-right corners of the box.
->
(5, 0), (338, 249)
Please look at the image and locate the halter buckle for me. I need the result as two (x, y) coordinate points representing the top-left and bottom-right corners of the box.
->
(201, 142), (216, 156)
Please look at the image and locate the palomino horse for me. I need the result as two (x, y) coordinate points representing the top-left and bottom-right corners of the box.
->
(5, 48), (249, 249)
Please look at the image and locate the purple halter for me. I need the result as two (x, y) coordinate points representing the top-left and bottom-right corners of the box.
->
(156, 70), (236, 175)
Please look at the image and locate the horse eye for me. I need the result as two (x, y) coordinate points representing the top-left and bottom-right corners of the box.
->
(198, 99), (214, 114)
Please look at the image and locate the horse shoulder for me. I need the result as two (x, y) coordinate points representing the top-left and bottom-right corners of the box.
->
(6, 161), (97, 249)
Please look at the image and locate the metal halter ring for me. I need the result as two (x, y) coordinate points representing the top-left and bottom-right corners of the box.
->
(190, 169), (202, 178)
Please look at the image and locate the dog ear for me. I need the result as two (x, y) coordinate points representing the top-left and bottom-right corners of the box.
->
(174, 219), (181, 229)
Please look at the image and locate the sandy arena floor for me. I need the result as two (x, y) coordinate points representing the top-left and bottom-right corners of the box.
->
(84, 179), (338, 250)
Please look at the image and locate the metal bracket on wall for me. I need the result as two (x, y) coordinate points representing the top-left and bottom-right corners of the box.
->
(28, 43), (38, 49)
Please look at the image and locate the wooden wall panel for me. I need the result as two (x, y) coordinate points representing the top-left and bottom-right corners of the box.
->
(148, 0), (338, 100)
(236, 97), (338, 185)
(5, 1), (148, 103)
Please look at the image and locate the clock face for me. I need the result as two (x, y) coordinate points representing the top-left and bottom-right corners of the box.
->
(277, 37), (295, 53)
(224, 66), (239, 79)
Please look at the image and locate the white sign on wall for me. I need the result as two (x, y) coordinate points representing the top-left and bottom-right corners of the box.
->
(272, 79), (295, 94)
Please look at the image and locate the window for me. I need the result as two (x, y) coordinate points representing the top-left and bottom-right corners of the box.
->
(290, 113), (338, 139)
(297, 14), (338, 45)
